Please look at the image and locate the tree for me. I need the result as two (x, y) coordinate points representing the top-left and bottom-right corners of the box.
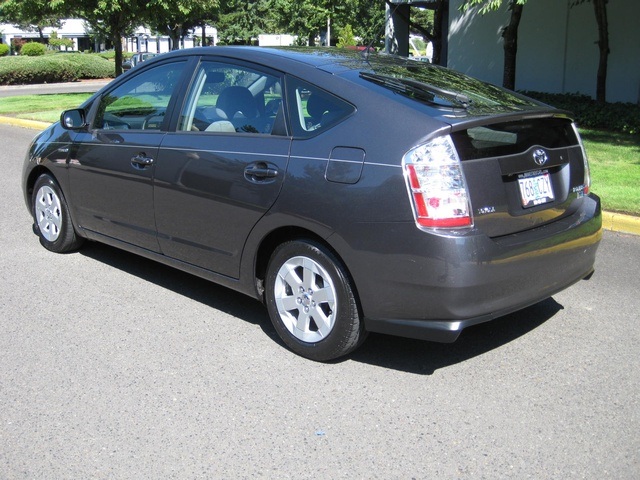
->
(572, 0), (609, 103)
(0, 0), (65, 41)
(270, 0), (362, 47)
(146, 0), (219, 50)
(271, 0), (328, 46)
(591, 0), (609, 103)
(350, 0), (385, 48)
(46, 0), (144, 76)
(460, 0), (527, 90)
(336, 24), (356, 48)
(216, 0), (275, 45)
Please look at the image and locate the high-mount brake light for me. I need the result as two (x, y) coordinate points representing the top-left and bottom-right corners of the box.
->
(404, 135), (473, 229)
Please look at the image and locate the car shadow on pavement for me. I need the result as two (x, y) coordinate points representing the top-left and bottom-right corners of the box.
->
(80, 242), (563, 374)
(350, 298), (563, 374)
(79, 242), (270, 327)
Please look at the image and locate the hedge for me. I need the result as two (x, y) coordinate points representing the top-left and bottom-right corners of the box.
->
(0, 53), (114, 85)
(523, 91), (640, 135)
(59, 53), (115, 79)
(0, 44), (9, 57)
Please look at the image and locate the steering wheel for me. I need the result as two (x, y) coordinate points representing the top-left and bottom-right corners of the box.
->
(142, 110), (166, 130)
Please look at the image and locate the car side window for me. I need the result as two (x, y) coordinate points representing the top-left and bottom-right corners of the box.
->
(286, 77), (355, 138)
(178, 61), (283, 135)
(93, 61), (186, 131)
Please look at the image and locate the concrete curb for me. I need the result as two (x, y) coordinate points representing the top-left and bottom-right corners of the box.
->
(0, 116), (52, 130)
(1, 115), (638, 236)
(602, 211), (640, 236)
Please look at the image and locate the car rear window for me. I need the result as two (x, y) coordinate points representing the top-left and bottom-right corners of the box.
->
(356, 55), (541, 115)
(450, 117), (579, 160)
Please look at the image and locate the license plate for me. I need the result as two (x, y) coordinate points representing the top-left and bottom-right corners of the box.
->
(518, 170), (554, 208)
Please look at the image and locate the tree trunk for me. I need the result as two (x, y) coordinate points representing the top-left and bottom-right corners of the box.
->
(432, 0), (445, 65)
(169, 28), (181, 51)
(593, 0), (609, 103)
(501, 2), (524, 90)
(114, 34), (123, 77)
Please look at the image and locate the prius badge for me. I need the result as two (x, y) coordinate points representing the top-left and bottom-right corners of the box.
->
(533, 148), (549, 166)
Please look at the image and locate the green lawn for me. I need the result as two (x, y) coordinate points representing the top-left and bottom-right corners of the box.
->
(0, 93), (92, 123)
(1, 93), (638, 215)
(581, 129), (640, 216)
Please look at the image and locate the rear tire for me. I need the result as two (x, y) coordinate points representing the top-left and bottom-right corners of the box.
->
(265, 239), (366, 361)
(32, 174), (83, 253)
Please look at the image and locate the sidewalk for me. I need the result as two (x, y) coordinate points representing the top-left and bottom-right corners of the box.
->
(0, 79), (109, 97)
(1, 114), (638, 236)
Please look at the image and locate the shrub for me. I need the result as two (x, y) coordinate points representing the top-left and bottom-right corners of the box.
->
(48, 31), (74, 51)
(11, 37), (25, 54)
(523, 91), (640, 135)
(49, 37), (75, 51)
(0, 44), (9, 56)
(21, 42), (47, 57)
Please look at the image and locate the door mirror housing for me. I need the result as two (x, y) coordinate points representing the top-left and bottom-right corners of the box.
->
(60, 109), (87, 130)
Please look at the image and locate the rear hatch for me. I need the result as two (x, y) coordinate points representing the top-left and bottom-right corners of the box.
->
(450, 114), (589, 237)
(352, 58), (590, 238)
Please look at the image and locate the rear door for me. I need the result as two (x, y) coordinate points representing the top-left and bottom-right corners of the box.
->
(153, 59), (290, 278)
(69, 60), (189, 251)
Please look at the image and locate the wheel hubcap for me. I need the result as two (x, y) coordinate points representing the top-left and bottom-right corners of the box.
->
(274, 256), (337, 343)
(35, 185), (62, 242)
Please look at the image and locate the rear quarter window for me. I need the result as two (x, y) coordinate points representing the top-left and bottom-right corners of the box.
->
(286, 76), (354, 138)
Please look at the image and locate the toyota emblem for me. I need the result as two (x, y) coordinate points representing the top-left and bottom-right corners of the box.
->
(533, 148), (548, 166)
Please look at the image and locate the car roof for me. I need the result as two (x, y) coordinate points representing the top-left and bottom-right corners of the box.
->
(156, 46), (370, 71)
(125, 46), (559, 123)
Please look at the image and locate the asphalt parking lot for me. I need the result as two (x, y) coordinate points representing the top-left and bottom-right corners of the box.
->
(1, 123), (638, 478)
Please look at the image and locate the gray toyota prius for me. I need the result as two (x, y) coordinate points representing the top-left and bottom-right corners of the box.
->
(22, 47), (602, 361)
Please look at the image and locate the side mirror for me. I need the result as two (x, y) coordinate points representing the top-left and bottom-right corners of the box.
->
(60, 109), (87, 130)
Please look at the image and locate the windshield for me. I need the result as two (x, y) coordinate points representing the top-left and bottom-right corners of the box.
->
(356, 54), (541, 115)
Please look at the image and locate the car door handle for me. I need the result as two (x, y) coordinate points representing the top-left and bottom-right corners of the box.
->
(131, 153), (154, 169)
(244, 163), (279, 180)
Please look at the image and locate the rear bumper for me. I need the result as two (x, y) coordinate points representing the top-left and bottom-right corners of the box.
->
(353, 194), (602, 343)
(364, 265), (593, 343)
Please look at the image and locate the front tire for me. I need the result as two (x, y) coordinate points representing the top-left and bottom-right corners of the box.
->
(265, 239), (366, 361)
(32, 174), (83, 253)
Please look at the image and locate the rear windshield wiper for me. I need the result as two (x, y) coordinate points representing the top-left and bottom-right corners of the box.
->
(359, 72), (470, 109)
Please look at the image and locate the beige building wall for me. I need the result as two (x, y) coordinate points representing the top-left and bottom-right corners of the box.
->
(448, 0), (640, 103)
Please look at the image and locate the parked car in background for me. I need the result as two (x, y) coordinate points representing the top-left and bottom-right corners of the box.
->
(122, 52), (158, 71)
(22, 47), (602, 361)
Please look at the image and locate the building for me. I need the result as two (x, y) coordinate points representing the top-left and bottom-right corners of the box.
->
(0, 19), (93, 52)
(387, 0), (640, 104)
(0, 19), (218, 55)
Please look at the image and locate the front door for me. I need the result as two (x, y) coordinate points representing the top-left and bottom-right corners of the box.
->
(68, 60), (188, 251)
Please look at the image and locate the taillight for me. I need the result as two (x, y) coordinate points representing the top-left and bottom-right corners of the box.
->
(572, 123), (591, 194)
(403, 135), (473, 229)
